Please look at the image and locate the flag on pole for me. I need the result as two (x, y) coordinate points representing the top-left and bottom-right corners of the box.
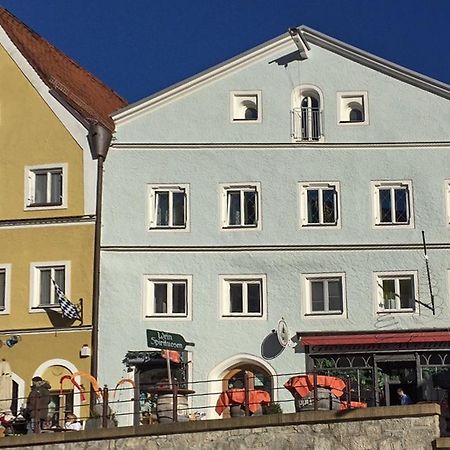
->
(51, 279), (82, 321)
(161, 350), (181, 363)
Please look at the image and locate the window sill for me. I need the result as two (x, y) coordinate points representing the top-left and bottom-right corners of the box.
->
(304, 311), (344, 317)
(222, 314), (263, 317)
(373, 222), (414, 229)
(222, 225), (259, 230)
(149, 226), (188, 231)
(25, 204), (66, 211)
(292, 137), (324, 143)
(301, 223), (338, 227)
(377, 309), (415, 314)
(375, 222), (411, 226)
(33, 304), (60, 309)
(232, 118), (260, 123)
(145, 314), (189, 319)
(338, 120), (368, 126)
(30, 305), (61, 313)
(221, 315), (266, 320)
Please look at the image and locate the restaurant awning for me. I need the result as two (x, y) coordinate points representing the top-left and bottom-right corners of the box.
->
(299, 331), (450, 346)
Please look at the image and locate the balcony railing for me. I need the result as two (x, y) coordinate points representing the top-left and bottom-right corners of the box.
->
(291, 107), (322, 141)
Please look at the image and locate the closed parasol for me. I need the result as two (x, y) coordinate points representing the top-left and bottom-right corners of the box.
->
(0, 359), (12, 412)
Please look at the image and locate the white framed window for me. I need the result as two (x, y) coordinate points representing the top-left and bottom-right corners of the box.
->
(299, 182), (340, 227)
(220, 183), (260, 229)
(220, 275), (266, 318)
(372, 181), (413, 227)
(0, 265), (11, 315)
(145, 276), (192, 319)
(375, 272), (417, 313)
(25, 164), (67, 210)
(148, 184), (189, 230)
(230, 91), (261, 123)
(337, 91), (369, 125)
(304, 273), (346, 316)
(30, 262), (70, 310)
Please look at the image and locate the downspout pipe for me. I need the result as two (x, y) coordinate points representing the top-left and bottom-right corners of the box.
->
(88, 123), (112, 408)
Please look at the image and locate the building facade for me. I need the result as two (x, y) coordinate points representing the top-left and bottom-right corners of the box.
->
(0, 8), (125, 421)
(100, 27), (450, 419)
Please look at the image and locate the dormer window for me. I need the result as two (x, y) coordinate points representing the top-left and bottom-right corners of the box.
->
(291, 86), (323, 141)
(338, 92), (368, 125)
(231, 92), (261, 123)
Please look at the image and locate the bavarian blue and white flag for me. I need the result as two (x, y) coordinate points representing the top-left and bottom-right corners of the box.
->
(51, 279), (82, 321)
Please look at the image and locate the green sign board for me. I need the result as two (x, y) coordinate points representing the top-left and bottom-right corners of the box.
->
(146, 329), (195, 351)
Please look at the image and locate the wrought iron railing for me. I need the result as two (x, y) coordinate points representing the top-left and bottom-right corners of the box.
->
(291, 107), (322, 141)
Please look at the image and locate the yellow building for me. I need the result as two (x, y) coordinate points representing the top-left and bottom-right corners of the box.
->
(0, 8), (126, 423)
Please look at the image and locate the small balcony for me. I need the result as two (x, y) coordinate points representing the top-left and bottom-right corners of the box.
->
(291, 107), (322, 142)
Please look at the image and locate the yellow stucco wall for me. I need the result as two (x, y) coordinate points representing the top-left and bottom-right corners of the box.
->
(0, 330), (92, 394)
(0, 45), (86, 220)
(0, 39), (97, 408)
(0, 224), (94, 330)
(0, 330), (92, 421)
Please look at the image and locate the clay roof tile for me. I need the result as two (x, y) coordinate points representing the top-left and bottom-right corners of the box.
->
(0, 7), (127, 131)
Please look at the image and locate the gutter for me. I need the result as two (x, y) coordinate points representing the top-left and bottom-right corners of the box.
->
(88, 123), (112, 407)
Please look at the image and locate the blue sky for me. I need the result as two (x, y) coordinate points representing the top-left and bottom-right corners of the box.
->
(2, 0), (449, 103)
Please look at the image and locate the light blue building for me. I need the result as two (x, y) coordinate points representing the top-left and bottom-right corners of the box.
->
(99, 27), (450, 420)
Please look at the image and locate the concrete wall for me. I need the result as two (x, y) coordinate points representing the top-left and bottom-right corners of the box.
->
(0, 404), (441, 450)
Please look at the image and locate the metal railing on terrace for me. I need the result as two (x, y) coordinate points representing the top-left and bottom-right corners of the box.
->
(291, 107), (322, 141)
(0, 370), (379, 437)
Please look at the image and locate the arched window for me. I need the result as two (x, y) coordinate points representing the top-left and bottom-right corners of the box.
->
(244, 104), (258, 120)
(291, 86), (323, 141)
(349, 107), (363, 122)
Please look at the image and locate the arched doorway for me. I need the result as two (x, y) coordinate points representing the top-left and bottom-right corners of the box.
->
(34, 359), (80, 423)
(208, 354), (277, 419)
(11, 373), (25, 415)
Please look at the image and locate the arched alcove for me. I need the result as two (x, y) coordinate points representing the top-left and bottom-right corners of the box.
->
(207, 354), (277, 419)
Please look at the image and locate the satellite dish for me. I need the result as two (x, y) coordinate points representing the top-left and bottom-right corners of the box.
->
(261, 331), (284, 360)
(277, 318), (290, 347)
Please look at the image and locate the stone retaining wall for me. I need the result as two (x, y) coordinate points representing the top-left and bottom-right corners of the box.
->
(0, 404), (441, 450)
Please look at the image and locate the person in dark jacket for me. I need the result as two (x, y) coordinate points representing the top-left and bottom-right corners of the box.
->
(26, 376), (51, 432)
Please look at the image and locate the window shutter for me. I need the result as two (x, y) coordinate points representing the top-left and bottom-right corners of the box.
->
(27, 172), (34, 204)
(374, 187), (380, 223)
(149, 190), (155, 226)
(223, 190), (228, 226)
(301, 189), (307, 225)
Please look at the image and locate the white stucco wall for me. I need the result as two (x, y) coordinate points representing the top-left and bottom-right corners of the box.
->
(99, 33), (450, 417)
(114, 42), (450, 144)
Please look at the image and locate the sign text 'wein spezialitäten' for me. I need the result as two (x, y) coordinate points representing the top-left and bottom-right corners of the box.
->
(146, 329), (194, 351)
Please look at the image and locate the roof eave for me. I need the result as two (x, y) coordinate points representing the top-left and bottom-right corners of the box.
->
(113, 25), (450, 125)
